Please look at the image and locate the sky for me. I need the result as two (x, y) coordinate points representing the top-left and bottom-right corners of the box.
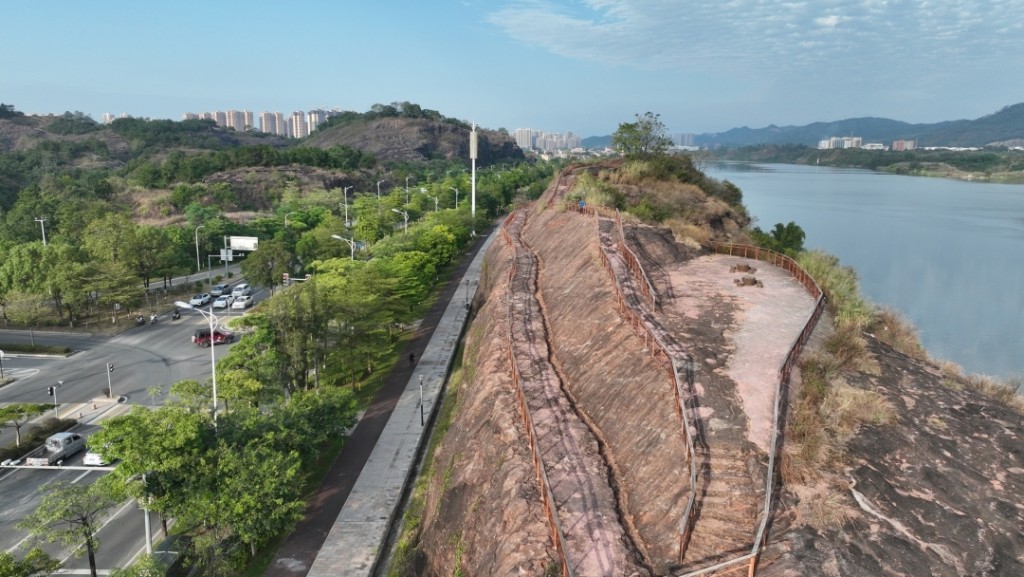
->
(2, 0), (1023, 138)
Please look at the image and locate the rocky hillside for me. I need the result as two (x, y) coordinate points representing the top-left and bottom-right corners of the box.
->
(403, 167), (1024, 576)
(304, 116), (524, 164)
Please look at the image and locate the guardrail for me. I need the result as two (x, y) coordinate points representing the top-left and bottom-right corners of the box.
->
(502, 211), (574, 577)
(587, 209), (700, 562)
(705, 242), (826, 577)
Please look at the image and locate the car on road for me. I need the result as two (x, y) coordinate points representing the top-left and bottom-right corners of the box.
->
(231, 283), (252, 297)
(212, 294), (235, 309)
(210, 284), (229, 297)
(232, 295), (254, 309)
(192, 328), (235, 347)
(189, 293), (211, 307)
(83, 448), (111, 467)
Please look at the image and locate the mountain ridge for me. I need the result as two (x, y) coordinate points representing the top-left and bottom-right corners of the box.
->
(582, 103), (1024, 149)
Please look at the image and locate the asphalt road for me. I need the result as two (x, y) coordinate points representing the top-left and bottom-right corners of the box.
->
(0, 281), (263, 568)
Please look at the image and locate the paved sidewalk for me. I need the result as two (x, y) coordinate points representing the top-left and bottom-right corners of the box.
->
(264, 228), (495, 577)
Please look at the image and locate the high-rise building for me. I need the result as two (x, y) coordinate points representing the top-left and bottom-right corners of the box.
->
(308, 109), (327, 132)
(226, 110), (246, 132)
(103, 113), (116, 124)
(514, 128), (538, 150)
(259, 111), (277, 135)
(290, 111), (308, 138)
(213, 111), (227, 127)
(243, 110), (253, 132)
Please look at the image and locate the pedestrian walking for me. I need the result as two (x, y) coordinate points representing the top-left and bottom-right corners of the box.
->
(409, 352), (416, 365)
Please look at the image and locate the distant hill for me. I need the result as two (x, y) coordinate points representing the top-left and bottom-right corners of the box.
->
(583, 103), (1024, 149)
(305, 116), (524, 164)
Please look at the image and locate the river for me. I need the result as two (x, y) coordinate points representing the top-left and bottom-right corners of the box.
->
(705, 162), (1024, 379)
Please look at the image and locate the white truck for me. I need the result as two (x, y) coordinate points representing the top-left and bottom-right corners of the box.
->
(24, 432), (87, 466)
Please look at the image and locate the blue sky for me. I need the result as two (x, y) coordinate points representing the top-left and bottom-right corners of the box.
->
(3, 0), (1022, 137)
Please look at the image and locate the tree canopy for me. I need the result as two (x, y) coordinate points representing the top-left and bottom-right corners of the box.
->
(612, 112), (673, 158)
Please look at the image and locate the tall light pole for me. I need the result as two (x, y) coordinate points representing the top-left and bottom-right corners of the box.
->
(405, 176), (411, 204)
(331, 234), (356, 260)
(284, 212), (295, 228)
(35, 217), (47, 246)
(451, 187), (459, 210)
(194, 225), (205, 273)
(470, 123), (478, 222)
(175, 301), (219, 427)
(343, 185), (354, 227)
(376, 180), (385, 200)
(391, 208), (409, 235)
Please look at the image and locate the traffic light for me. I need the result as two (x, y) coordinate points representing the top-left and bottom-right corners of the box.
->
(47, 386), (54, 396)
(283, 273), (290, 285)
(107, 363), (114, 373)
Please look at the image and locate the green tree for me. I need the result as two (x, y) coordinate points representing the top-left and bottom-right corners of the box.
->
(17, 480), (120, 577)
(4, 291), (50, 345)
(612, 112), (672, 158)
(0, 547), (59, 577)
(107, 555), (164, 577)
(240, 240), (293, 291)
(0, 403), (50, 446)
(751, 221), (806, 256)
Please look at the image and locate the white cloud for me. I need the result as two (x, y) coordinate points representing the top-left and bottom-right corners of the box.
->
(487, 0), (1024, 80)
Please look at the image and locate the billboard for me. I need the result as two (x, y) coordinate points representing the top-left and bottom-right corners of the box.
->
(230, 236), (259, 251)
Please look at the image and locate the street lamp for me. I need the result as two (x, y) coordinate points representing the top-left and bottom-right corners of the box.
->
(450, 187), (459, 209)
(175, 301), (219, 427)
(284, 212), (296, 228)
(35, 217), (47, 246)
(343, 185), (354, 227)
(376, 179), (385, 200)
(420, 188), (439, 212)
(194, 225), (205, 273)
(391, 208), (409, 235)
(331, 234), (356, 260)
(405, 176), (411, 204)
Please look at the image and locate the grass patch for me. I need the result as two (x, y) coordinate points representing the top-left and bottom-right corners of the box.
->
(868, 307), (927, 360)
(0, 342), (72, 355)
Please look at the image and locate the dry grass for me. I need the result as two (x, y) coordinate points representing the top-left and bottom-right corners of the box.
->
(664, 217), (711, 249)
(869, 308), (928, 360)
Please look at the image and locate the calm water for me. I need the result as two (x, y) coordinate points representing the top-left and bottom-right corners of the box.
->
(706, 162), (1024, 379)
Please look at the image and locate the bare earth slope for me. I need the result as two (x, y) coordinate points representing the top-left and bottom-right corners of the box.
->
(411, 171), (1024, 576)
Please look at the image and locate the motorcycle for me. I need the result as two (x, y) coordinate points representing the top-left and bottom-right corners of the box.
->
(135, 315), (146, 326)
(149, 314), (158, 325)
(171, 309), (181, 320)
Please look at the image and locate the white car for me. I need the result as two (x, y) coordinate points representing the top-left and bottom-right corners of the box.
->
(231, 283), (252, 297)
(232, 295), (254, 309)
(83, 450), (110, 466)
(212, 294), (235, 309)
(189, 293), (211, 306)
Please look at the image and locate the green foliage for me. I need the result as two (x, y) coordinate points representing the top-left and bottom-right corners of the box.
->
(17, 479), (121, 577)
(750, 221), (806, 256)
(45, 112), (101, 135)
(797, 250), (874, 328)
(0, 103), (25, 119)
(0, 547), (60, 577)
(612, 112), (672, 158)
(0, 403), (50, 447)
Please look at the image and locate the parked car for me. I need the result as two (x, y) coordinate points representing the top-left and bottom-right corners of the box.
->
(210, 284), (229, 297)
(192, 328), (235, 347)
(212, 294), (235, 309)
(232, 295), (254, 309)
(189, 293), (211, 306)
(231, 283), (251, 297)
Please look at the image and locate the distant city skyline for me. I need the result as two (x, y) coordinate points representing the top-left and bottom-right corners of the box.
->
(4, 1), (1021, 138)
